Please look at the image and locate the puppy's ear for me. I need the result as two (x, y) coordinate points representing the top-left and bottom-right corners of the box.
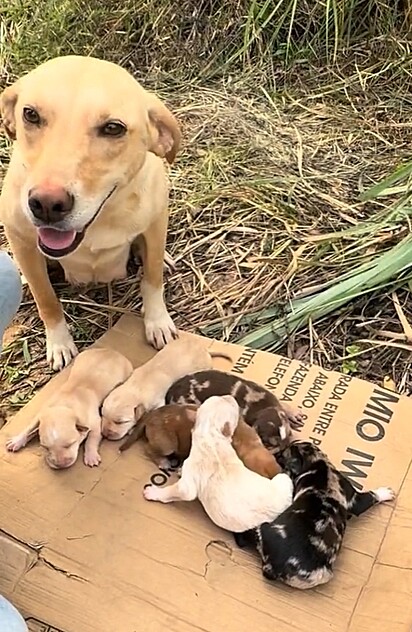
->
(75, 423), (89, 434)
(284, 447), (304, 477)
(222, 422), (232, 438)
(0, 82), (19, 140)
(134, 404), (145, 422)
(146, 93), (181, 165)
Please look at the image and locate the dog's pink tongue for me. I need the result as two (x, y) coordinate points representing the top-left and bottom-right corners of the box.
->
(38, 227), (76, 250)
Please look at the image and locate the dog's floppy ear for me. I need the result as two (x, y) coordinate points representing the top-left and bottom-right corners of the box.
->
(75, 423), (89, 434)
(146, 93), (181, 165)
(0, 82), (19, 140)
(222, 422), (232, 438)
(134, 404), (145, 423)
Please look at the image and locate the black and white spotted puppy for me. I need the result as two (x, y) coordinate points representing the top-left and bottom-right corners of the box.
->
(234, 441), (396, 589)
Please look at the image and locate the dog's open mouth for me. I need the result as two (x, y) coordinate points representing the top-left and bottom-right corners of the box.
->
(36, 186), (117, 259)
(37, 227), (84, 258)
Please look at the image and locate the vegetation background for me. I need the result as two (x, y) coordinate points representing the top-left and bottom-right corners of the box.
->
(2, 0), (412, 413)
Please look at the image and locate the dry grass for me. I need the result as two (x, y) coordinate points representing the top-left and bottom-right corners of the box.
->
(2, 1), (412, 415)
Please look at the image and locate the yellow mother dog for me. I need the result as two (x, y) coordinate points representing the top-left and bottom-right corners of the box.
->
(0, 56), (181, 369)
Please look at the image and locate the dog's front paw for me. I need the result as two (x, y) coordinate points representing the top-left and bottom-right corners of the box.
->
(144, 312), (178, 350)
(6, 434), (27, 452)
(84, 449), (102, 467)
(282, 403), (304, 429)
(143, 485), (163, 501)
(46, 320), (78, 371)
(374, 486), (396, 503)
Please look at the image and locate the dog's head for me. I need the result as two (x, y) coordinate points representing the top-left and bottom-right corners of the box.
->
(0, 55), (180, 259)
(195, 395), (240, 438)
(252, 406), (292, 452)
(101, 385), (141, 440)
(275, 440), (323, 479)
(38, 405), (89, 469)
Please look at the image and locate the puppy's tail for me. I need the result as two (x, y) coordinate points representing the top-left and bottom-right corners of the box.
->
(119, 419), (146, 453)
(210, 352), (232, 363)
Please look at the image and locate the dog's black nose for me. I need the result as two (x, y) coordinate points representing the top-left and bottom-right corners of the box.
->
(28, 186), (74, 223)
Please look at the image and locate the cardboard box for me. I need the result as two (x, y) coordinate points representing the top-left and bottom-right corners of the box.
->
(0, 314), (411, 632)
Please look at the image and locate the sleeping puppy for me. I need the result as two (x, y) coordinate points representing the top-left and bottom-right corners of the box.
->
(120, 403), (281, 478)
(142, 396), (293, 532)
(166, 370), (302, 454)
(234, 441), (396, 589)
(101, 338), (231, 441)
(6, 348), (133, 468)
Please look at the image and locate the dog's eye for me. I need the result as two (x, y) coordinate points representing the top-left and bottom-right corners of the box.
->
(99, 120), (127, 137)
(23, 107), (41, 125)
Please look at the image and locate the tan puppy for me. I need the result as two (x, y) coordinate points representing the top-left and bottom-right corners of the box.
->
(0, 55), (181, 371)
(6, 348), (133, 468)
(101, 337), (232, 441)
(143, 396), (293, 533)
(120, 403), (281, 478)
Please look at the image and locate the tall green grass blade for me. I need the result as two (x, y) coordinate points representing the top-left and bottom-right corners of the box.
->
(360, 160), (412, 201)
(237, 235), (412, 349)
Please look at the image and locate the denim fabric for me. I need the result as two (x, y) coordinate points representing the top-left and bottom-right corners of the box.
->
(0, 595), (28, 631)
(0, 251), (22, 352)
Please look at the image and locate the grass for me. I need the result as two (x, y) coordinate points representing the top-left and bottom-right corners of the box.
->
(2, 0), (412, 416)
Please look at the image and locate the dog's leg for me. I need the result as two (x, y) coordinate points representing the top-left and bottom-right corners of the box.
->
(5, 228), (78, 370)
(349, 486), (395, 517)
(143, 476), (196, 503)
(139, 210), (178, 349)
(6, 418), (40, 452)
(83, 425), (102, 468)
(132, 237), (176, 273)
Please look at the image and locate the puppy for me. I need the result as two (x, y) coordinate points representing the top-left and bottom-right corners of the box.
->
(6, 348), (133, 468)
(120, 403), (281, 478)
(0, 55), (181, 371)
(234, 441), (396, 589)
(166, 370), (302, 453)
(143, 395), (293, 532)
(101, 338), (231, 441)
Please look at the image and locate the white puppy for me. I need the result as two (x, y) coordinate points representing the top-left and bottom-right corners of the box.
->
(143, 395), (294, 532)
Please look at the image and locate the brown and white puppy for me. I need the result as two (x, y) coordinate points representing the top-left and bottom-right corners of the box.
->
(235, 441), (396, 589)
(101, 338), (232, 441)
(166, 370), (301, 454)
(6, 348), (133, 468)
(0, 55), (181, 371)
(143, 396), (293, 533)
(120, 403), (281, 478)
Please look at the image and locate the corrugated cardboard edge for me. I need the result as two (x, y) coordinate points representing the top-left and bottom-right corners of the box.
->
(0, 313), (411, 632)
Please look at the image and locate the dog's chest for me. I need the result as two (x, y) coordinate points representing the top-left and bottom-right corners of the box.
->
(60, 236), (133, 285)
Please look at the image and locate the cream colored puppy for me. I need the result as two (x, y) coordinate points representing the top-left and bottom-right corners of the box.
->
(0, 55), (181, 371)
(6, 348), (133, 468)
(143, 395), (294, 533)
(101, 338), (231, 440)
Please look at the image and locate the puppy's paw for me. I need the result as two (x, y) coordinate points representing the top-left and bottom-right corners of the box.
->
(157, 457), (172, 470)
(46, 320), (78, 371)
(282, 403), (304, 429)
(6, 434), (27, 452)
(374, 486), (396, 503)
(144, 312), (178, 350)
(84, 450), (102, 467)
(143, 485), (163, 501)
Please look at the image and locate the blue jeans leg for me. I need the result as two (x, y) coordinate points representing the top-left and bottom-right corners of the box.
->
(0, 595), (28, 631)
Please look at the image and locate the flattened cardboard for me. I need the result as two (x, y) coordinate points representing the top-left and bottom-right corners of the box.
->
(0, 314), (411, 632)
